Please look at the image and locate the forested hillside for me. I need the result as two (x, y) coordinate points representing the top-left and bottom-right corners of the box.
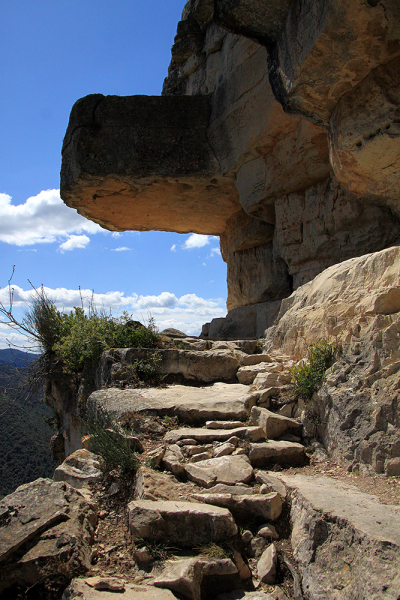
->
(0, 350), (57, 499)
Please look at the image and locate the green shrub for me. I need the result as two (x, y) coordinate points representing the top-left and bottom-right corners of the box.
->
(290, 340), (340, 401)
(84, 413), (139, 476)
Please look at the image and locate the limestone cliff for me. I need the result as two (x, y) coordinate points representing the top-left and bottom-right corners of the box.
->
(61, 0), (400, 338)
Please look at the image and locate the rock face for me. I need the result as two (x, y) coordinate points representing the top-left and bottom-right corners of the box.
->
(0, 478), (97, 595)
(276, 474), (400, 600)
(60, 0), (400, 328)
(265, 246), (400, 474)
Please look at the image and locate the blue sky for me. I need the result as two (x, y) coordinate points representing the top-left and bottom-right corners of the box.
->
(0, 1), (227, 348)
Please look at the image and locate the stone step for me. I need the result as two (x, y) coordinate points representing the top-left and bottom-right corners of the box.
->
(274, 474), (400, 599)
(184, 455), (254, 488)
(63, 579), (177, 599)
(248, 441), (306, 468)
(128, 500), (238, 547)
(87, 382), (256, 426)
(249, 406), (302, 440)
(164, 425), (265, 445)
(191, 491), (282, 522)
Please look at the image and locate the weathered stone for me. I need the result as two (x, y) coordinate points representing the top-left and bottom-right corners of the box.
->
(132, 546), (153, 563)
(214, 0), (292, 43)
(192, 491), (282, 521)
(162, 444), (186, 477)
(146, 445), (165, 468)
(154, 557), (238, 600)
(214, 442), (236, 457)
(258, 524), (279, 540)
(257, 543), (277, 584)
(63, 580), (177, 600)
(255, 472), (287, 499)
(242, 354), (272, 366)
(206, 420), (244, 429)
(61, 94), (240, 235)
(249, 441), (305, 468)
(191, 451), (212, 463)
(232, 549), (252, 580)
(273, 175), (400, 289)
(185, 455), (254, 488)
(128, 500), (237, 547)
(269, 0), (400, 126)
(248, 536), (267, 558)
(53, 449), (103, 489)
(277, 474), (400, 599)
(84, 576), (125, 591)
(264, 246), (400, 472)
(204, 483), (253, 495)
(134, 467), (198, 502)
(249, 406), (302, 440)
(0, 479), (97, 595)
(88, 382), (255, 427)
(206, 301), (282, 339)
(165, 426), (264, 445)
(237, 363), (280, 385)
(216, 592), (286, 600)
(330, 57), (400, 211)
(251, 371), (292, 389)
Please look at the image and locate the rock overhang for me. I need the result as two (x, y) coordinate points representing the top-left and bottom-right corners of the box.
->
(61, 93), (240, 235)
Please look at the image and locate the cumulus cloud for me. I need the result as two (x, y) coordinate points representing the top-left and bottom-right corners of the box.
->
(111, 247), (130, 252)
(59, 235), (90, 252)
(183, 234), (210, 249)
(170, 244), (176, 252)
(0, 285), (226, 348)
(0, 190), (103, 246)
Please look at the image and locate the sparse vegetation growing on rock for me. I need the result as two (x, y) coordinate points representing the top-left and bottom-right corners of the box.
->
(290, 340), (341, 401)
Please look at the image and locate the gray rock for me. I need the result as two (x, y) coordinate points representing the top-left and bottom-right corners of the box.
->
(191, 451), (212, 463)
(63, 579), (177, 599)
(257, 543), (277, 584)
(0, 479), (97, 595)
(162, 444), (186, 477)
(255, 471), (287, 499)
(249, 440), (305, 468)
(192, 492), (282, 522)
(242, 530), (253, 544)
(53, 449), (103, 489)
(257, 524), (279, 540)
(128, 500), (237, 547)
(249, 406), (302, 440)
(206, 420), (245, 429)
(277, 474), (400, 599)
(185, 455), (254, 488)
(248, 536), (267, 558)
(214, 442), (236, 457)
(88, 382), (255, 427)
(154, 557), (238, 600)
(165, 426), (264, 444)
(205, 484), (253, 495)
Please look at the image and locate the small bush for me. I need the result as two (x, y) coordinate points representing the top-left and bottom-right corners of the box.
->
(84, 414), (139, 476)
(290, 340), (340, 401)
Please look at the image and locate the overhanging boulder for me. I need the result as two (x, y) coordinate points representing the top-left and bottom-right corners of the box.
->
(61, 94), (240, 235)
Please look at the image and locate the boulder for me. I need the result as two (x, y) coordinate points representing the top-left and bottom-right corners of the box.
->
(249, 441), (305, 468)
(88, 382), (255, 427)
(154, 557), (239, 600)
(165, 426), (264, 444)
(63, 580), (177, 599)
(162, 444), (186, 477)
(0, 478), (97, 595)
(257, 543), (277, 584)
(185, 455), (254, 488)
(53, 449), (103, 489)
(249, 406), (302, 440)
(61, 94), (240, 235)
(276, 474), (400, 599)
(192, 491), (282, 521)
(128, 500), (237, 547)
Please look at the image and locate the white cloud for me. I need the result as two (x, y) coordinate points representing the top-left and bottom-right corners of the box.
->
(0, 190), (103, 246)
(59, 235), (90, 252)
(0, 285), (226, 347)
(111, 246), (130, 252)
(183, 234), (210, 249)
(170, 244), (176, 252)
(211, 247), (221, 256)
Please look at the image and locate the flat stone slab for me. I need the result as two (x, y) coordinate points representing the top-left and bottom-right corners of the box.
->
(128, 500), (237, 547)
(165, 426), (265, 444)
(63, 579), (177, 599)
(87, 382), (255, 426)
(249, 441), (305, 467)
(192, 491), (282, 522)
(275, 474), (400, 599)
(276, 474), (400, 547)
(53, 449), (102, 489)
(185, 456), (254, 488)
(249, 407), (302, 440)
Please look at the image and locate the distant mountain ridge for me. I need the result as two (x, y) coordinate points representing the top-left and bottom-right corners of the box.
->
(0, 348), (38, 366)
